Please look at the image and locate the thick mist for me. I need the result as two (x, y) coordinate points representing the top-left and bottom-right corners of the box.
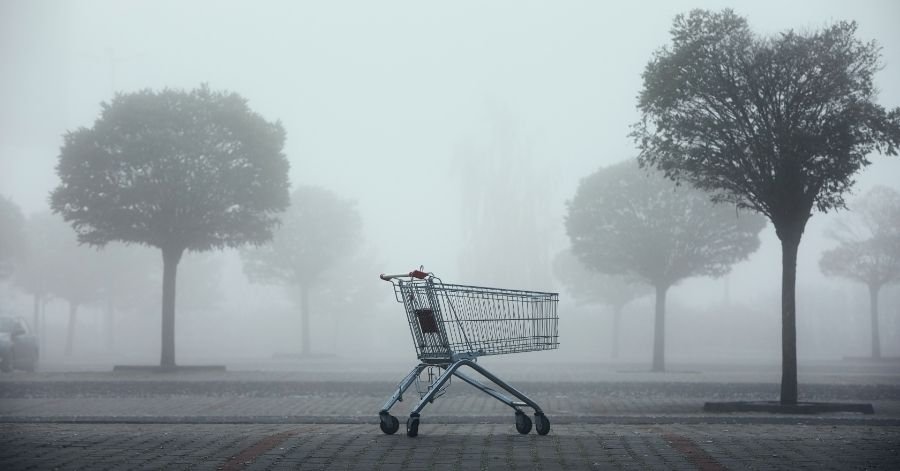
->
(1, 0), (899, 373)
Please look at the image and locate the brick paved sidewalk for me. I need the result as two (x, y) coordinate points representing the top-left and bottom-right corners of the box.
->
(2, 363), (898, 470)
(2, 423), (898, 470)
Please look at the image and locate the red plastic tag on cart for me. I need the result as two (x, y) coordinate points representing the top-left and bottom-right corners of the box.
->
(410, 270), (428, 279)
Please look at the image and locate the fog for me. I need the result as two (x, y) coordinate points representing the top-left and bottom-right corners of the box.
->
(1, 0), (899, 372)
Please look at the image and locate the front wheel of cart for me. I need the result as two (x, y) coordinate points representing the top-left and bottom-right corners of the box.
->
(515, 411), (532, 434)
(535, 413), (550, 435)
(380, 414), (399, 435)
(406, 415), (420, 437)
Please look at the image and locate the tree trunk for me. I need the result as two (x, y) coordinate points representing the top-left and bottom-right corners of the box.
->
(869, 284), (882, 359)
(652, 284), (668, 372)
(300, 283), (311, 356)
(611, 305), (623, 360)
(65, 302), (78, 356)
(160, 247), (183, 369)
(780, 236), (800, 405)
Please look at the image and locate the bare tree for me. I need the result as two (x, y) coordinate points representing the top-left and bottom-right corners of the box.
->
(457, 108), (555, 289)
(566, 161), (766, 371)
(635, 9), (900, 402)
(820, 186), (900, 358)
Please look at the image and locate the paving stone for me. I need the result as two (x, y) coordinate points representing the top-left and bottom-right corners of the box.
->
(9, 423), (890, 470)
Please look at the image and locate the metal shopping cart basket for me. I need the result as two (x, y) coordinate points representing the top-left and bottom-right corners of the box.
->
(377, 269), (559, 437)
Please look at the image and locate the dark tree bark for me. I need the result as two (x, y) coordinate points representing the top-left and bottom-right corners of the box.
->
(868, 284), (882, 359)
(65, 302), (78, 356)
(160, 247), (183, 369)
(652, 284), (669, 372)
(779, 234), (801, 405)
(300, 283), (311, 356)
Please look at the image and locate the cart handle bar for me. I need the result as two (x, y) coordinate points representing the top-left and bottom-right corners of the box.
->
(380, 270), (430, 281)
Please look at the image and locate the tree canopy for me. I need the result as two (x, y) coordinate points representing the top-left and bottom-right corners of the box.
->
(566, 160), (765, 370)
(552, 249), (649, 310)
(566, 161), (765, 288)
(50, 85), (290, 253)
(634, 8), (900, 402)
(635, 9), (900, 232)
(50, 85), (290, 368)
(820, 238), (900, 289)
(242, 186), (362, 287)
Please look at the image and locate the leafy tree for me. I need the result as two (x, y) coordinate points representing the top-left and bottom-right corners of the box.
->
(241, 186), (362, 356)
(635, 9), (900, 403)
(0, 195), (26, 280)
(552, 249), (649, 359)
(566, 161), (765, 371)
(17, 213), (104, 355)
(14, 213), (56, 336)
(50, 85), (290, 368)
(820, 186), (900, 358)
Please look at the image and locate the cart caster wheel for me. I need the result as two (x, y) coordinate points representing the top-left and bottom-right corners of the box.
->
(515, 411), (532, 434)
(379, 414), (400, 435)
(406, 415), (420, 437)
(534, 413), (550, 435)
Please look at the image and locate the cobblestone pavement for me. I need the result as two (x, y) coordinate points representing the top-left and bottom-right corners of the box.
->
(1, 423), (898, 470)
(1, 361), (898, 469)
(2, 375), (899, 421)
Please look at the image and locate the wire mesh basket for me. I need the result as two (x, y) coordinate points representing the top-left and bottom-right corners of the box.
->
(390, 276), (559, 362)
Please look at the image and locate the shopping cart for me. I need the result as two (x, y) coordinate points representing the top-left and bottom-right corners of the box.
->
(378, 269), (559, 437)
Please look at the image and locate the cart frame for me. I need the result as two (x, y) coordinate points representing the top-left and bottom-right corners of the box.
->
(377, 270), (559, 437)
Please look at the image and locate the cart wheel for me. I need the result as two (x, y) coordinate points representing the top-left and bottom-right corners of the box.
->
(534, 413), (550, 435)
(379, 414), (400, 435)
(515, 411), (532, 434)
(406, 415), (420, 437)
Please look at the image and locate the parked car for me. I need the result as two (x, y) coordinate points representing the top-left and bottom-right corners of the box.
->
(0, 316), (39, 372)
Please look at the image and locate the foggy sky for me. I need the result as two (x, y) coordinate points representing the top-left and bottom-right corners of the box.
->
(2, 0), (899, 304)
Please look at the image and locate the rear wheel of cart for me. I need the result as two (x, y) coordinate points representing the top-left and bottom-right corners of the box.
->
(515, 411), (532, 434)
(406, 415), (420, 437)
(534, 413), (550, 435)
(379, 414), (399, 435)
